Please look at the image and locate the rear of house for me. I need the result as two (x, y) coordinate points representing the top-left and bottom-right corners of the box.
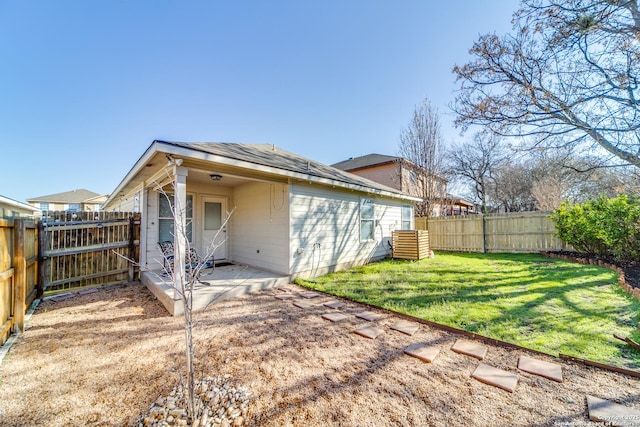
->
(103, 141), (419, 289)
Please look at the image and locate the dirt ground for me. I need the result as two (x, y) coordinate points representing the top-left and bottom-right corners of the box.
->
(1, 282), (639, 427)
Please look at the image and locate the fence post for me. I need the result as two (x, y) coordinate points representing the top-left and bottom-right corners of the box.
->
(36, 221), (46, 298)
(481, 214), (487, 253)
(12, 219), (26, 334)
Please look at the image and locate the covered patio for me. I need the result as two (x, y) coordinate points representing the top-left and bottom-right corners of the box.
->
(141, 263), (290, 316)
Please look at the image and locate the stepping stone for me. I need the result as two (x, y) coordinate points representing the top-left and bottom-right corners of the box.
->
(354, 325), (384, 339)
(355, 311), (382, 322)
(586, 395), (640, 427)
(451, 339), (487, 360)
(517, 355), (563, 382)
(293, 300), (315, 309)
(300, 292), (321, 299)
(78, 288), (98, 295)
(321, 312), (349, 323)
(390, 320), (419, 336)
(323, 300), (345, 309)
(404, 343), (440, 363)
(472, 363), (518, 393)
(274, 294), (295, 300)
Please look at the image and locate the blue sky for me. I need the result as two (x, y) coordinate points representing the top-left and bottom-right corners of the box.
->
(0, 1), (517, 202)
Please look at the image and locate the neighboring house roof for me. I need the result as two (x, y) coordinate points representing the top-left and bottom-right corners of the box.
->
(27, 189), (102, 204)
(332, 153), (447, 183)
(444, 194), (476, 208)
(105, 141), (420, 208)
(331, 154), (399, 171)
(0, 195), (41, 213)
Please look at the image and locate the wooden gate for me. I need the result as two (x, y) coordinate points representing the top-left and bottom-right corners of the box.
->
(39, 211), (140, 293)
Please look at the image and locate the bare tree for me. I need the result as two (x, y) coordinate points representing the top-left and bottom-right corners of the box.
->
(155, 182), (234, 423)
(447, 132), (506, 213)
(398, 98), (446, 217)
(452, 0), (640, 169)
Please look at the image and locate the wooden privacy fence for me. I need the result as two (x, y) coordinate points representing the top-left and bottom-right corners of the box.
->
(423, 211), (569, 253)
(40, 211), (140, 292)
(1, 218), (38, 345)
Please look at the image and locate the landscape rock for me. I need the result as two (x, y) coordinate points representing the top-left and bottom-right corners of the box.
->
(137, 376), (249, 427)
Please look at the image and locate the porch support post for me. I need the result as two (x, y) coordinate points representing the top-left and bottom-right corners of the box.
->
(173, 166), (189, 299)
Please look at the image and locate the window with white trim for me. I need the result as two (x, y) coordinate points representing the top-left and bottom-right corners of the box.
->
(402, 204), (412, 230)
(360, 198), (375, 241)
(158, 193), (193, 243)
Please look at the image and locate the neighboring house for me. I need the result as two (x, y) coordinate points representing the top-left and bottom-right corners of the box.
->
(27, 189), (108, 213)
(0, 195), (40, 220)
(103, 140), (419, 310)
(332, 154), (475, 216)
(441, 194), (477, 216)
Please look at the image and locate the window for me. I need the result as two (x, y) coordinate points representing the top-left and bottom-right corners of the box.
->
(360, 198), (375, 241)
(39, 202), (49, 211)
(67, 203), (81, 212)
(402, 204), (412, 230)
(158, 193), (193, 243)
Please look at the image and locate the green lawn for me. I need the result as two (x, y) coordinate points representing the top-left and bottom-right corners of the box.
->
(295, 252), (640, 370)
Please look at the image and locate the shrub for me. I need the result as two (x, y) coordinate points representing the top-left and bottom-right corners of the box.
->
(552, 195), (640, 262)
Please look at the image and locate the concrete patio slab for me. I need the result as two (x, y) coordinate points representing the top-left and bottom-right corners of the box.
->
(300, 292), (321, 299)
(472, 363), (518, 393)
(323, 300), (345, 309)
(518, 355), (563, 382)
(141, 265), (290, 316)
(274, 294), (295, 300)
(586, 395), (640, 427)
(322, 312), (349, 323)
(451, 339), (488, 360)
(355, 311), (383, 322)
(390, 321), (419, 336)
(293, 300), (315, 309)
(404, 343), (440, 363)
(354, 325), (384, 339)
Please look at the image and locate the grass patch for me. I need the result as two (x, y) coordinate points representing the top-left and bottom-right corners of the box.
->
(296, 252), (640, 369)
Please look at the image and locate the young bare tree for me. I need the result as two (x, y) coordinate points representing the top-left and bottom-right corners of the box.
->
(452, 0), (640, 169)
(155, 183), (234, 423)
(398, 97), (446, 217)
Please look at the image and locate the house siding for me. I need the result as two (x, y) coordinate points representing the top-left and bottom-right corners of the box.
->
(289, 183), (402, 278)
(230, 181), (289, 274)
(350, 163), (400, 191)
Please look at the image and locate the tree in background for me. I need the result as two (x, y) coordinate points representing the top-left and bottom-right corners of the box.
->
(446, 132), (506, 213)
(453, 0), (640, 169)
(398, 98), (446, 217)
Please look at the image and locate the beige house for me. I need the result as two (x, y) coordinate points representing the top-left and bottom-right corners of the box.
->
(103, 141), (419, 314)
(27, 189), (108, 213)
(332, 154), (475, 216)
(0, 195), (40, 220)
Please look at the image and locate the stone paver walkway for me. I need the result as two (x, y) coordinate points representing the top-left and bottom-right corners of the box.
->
(274, 286), (639, 421)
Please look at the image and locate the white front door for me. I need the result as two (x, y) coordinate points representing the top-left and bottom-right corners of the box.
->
(200, 196), (228, 261)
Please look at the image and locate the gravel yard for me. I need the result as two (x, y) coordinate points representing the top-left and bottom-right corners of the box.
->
(0, 282), (638, 426)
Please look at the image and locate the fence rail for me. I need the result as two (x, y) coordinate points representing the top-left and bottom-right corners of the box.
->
(419, 211), (569, 253)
